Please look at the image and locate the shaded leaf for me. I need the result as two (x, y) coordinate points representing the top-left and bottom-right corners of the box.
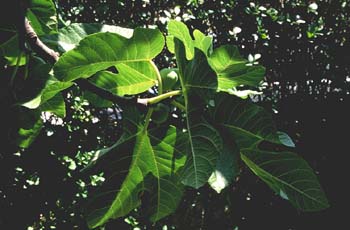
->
(21, 78), (73, 109)
(85, 108), (185, 228)
(27, 0), (58, 36)
(15, 109), (43, 148)
(173, 38), (222, 189)
(211, 93), (279, 148)
(17, 58), (72, 109)
(241, 148), (329, 211)
(167, 20), (265, 91)
(208, 138), (239, 193)
(277, 131), (296, 147)
(0, 35), (28, 66)
(40, 93), (66, 118)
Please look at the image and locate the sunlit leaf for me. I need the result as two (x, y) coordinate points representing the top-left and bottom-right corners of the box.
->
(54, 28), (164, 82)
(208, 45), (265, 89)
(41, 23), (133, 52)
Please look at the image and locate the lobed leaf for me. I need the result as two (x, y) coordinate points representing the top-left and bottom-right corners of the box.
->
(208, 45), (265, 90)
(173, 38), (222, 189)
(85, 108), (186, 228)
(53, 28), (164, 82)
(168, 20), (265, 91)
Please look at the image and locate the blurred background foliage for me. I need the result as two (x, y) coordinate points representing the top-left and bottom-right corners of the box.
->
(1, 0), (349, 229)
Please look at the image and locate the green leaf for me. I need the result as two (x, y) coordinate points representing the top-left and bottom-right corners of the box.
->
(167, 20), (264, 91)
(146, 127), (186, 222)
(21, 80), (72, 109)
(211, 93), (279, 148)
(27, 0), (58, 36)
(15, 109), (43, 148)
(208, 45), (265, 90)
(83, 62), (158, 107)
(168, 20), (195, 60)
(53, 28), (164, 82)
(192, 29), (213, 55)
(241, 148), (329, 211)
(10, 54), (71, 111)
(85, 109), (185, 228)
(83, 61), (158, 107)
(41, 23), (133, 52)
(173, 39), (222, 189)
(208, 139), (239, 193)
(0, 35), (28, 66)
(277, 131), (296, 147)
(40, 93), (66, 118)
(167, 21), (213, 58)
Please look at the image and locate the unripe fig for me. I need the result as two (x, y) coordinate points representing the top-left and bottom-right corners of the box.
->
(160, 68), (179, 91)
(152, 103), (170, 124)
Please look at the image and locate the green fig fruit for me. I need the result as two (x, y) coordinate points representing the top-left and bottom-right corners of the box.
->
(152, 103), (170, 124)
(160, 68), (179, 91)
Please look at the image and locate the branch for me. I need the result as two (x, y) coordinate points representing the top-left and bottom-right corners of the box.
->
(24, 19), (59, 63)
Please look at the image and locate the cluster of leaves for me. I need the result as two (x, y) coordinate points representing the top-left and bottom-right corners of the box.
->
(1, 0), (332, 229)
(50, 18), (328, 229)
